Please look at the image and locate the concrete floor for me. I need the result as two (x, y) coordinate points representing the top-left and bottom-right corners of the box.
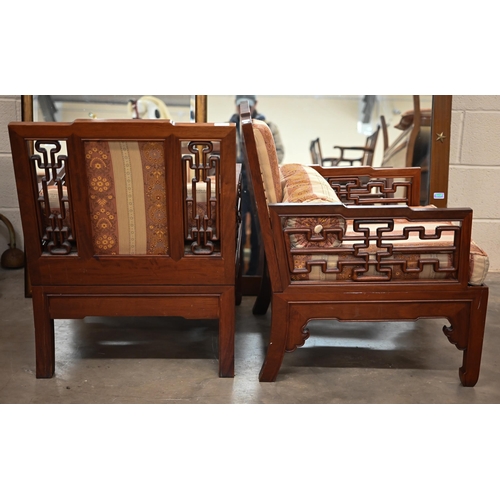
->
(1, 267), (499, 404)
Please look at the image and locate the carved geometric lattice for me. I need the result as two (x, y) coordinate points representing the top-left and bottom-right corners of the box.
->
(287, 216), (460, 282)
(31, 140), (75, 255)
(327, 176), (414, 205)
(183, 140), (220, 255)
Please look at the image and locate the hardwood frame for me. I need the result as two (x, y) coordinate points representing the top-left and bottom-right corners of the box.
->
(240, 101), (488, 386)
(9, 118), (240, 378)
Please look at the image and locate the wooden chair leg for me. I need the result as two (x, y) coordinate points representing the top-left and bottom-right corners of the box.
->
(459, 287), (489, 387)
(32, 289), (55, 378)
(24, 251), (32, 298)
(235, 227), (244, 306)
(218, 289), (235, 378)
(252, 256), (271, 316)
(259, 295), (288, 382)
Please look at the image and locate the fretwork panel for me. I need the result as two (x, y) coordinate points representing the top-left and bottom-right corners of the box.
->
(183, 140), (221, 255)
(327, 176), (413, 205)
(30, 140), (74, 255)
(285, 217), (461, 282)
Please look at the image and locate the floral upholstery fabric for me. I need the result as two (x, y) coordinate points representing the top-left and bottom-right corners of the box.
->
(84, 140), (168, 255)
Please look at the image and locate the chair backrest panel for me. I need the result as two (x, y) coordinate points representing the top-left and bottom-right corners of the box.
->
(362, 126), (380, 165)
(84, 139), (169, 256)
(309, 138), (322, 164)
(9, 120), (237, 287)
(252, 119), (283, 204)
(240, 109), (286, 292)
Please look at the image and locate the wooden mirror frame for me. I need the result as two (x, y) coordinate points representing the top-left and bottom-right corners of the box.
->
(22, 95), (207, 123)
(428, 95), (452, 208)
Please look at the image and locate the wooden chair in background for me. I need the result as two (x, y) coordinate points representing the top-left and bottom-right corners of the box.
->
(309, 138), (340, 166)
(311, 124), (381, 168)
(380, 115), (389, 153)
(331, 125), (380, 166)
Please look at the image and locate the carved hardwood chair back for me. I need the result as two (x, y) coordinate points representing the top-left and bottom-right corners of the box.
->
(8, 119), (240, 379)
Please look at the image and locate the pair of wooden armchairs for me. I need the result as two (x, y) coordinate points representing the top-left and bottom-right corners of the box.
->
(240, 101), (489, 386)
(9, 112), (491, 387)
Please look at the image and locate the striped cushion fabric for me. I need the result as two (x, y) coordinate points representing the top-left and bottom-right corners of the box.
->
(281, 163), (345, 249)
(281, 163), (342, 204)
(84, 140), (168, 255)
(468, 241), (490, 285)
(253, 119), (283, 204)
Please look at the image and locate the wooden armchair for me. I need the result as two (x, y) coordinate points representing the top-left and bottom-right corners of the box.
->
(8, 119), (241, 378)
(311, 126), (381, 167)
(330, 125), (380, 166)
(239, 101), (490, 386)
(309, 138), (340, 167)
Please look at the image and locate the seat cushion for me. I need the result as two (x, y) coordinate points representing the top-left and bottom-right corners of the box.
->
(468, 240), (490, 285)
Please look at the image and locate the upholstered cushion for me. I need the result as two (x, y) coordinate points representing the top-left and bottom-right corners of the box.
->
(84, 140), (168, 255)
(280, 163), (345, 249)
(289, 218), (489, 285)
(281, 163), (342, 204)
(252, 119), (283, 204)
(468, 241), (490, 285)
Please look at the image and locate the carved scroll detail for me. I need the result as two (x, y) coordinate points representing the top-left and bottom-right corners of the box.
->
(31, 140), (74, 255)
(183, 141), (220, 255)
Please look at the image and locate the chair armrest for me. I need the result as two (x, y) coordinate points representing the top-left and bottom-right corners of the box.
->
(269, 203), (475, 286)
(321, 157), (341, 166)
(330, 146), (375, 166)
(333, 146), (374, 153)
(305, 165), (422, 206)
